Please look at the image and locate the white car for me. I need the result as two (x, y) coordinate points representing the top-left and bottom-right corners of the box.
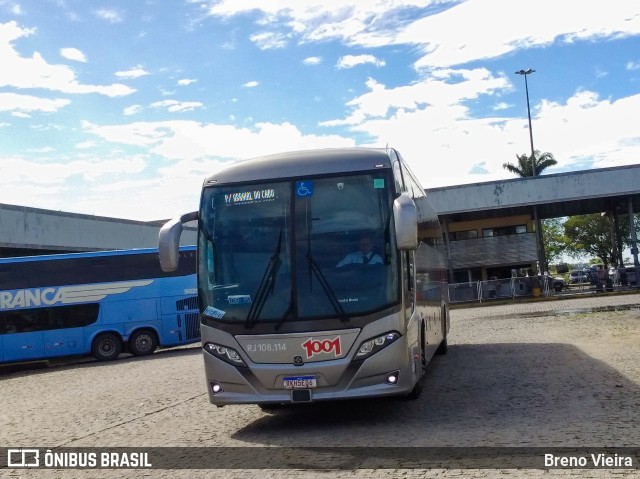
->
(569, 270), (589, 284)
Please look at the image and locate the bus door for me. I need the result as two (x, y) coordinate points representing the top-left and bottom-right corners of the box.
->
(44, 304), (99, 358)
(3, 309), (46, 362)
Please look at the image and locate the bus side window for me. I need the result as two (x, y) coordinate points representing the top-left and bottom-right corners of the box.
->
(5, 309), (49, 333)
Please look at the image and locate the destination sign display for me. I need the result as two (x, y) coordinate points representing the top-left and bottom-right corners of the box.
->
(224, 188), (276, 205)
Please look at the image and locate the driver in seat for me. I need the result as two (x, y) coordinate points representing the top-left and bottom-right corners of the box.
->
(336, 235), (383, 268)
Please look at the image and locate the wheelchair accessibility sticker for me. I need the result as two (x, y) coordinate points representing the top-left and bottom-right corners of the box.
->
(295, 181), (313, 197)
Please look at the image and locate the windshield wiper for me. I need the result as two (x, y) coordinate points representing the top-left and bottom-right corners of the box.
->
(304, 223), (348, 323)
(306, 253), (348, 323)
(245, 230), (283, 329)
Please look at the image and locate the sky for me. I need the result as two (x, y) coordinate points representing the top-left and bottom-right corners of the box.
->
(1, 0), (640, 222)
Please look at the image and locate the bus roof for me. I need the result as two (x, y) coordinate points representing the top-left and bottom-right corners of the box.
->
(204, 148), (394, 187)
(0, 245), (196, 264)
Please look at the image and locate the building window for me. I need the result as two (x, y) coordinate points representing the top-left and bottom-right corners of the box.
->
(450, 230), (478, 241)
(482, 225), (527, 237)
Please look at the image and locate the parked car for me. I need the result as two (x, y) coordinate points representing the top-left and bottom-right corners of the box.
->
(547, 276), (567, 292)
(619, 265), (637, 285)
(569, 270), (590, 284)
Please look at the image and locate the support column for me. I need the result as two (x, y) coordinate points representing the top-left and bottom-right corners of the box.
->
(442, 220), (454, 283)
(608, 210), (618, 268)
(629, 197), (639, 268)
(533, 206), (546, 274)
(613, 208), (623, 267)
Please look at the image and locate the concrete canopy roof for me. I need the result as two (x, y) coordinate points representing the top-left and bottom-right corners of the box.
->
(426, 164), (640, 222)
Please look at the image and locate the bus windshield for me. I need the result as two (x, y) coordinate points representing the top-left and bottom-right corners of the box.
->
(198, 172), (399, 325)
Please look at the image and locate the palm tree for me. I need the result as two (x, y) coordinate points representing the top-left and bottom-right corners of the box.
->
(502, 150), (557, 177)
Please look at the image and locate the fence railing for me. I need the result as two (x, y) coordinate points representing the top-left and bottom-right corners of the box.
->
(448, 276), (551, 304)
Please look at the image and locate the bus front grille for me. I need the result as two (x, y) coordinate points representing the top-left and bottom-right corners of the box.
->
(176, 296), (198, 311)
(184, 312), (201, 340)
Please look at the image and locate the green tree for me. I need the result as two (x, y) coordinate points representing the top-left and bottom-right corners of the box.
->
(541, 218), (569, 266)
(563, 214), (631, 268)
(502, 150), (557, 177)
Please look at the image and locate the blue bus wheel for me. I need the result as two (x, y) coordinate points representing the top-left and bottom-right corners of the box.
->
(92, 333), (122, 361)
(129, 329), (158, 356)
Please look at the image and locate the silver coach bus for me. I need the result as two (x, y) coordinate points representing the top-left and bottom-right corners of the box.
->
(159, 148), (449, 407)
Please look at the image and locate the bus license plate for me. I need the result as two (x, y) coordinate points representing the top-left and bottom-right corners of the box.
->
(283, 376), (316, 389)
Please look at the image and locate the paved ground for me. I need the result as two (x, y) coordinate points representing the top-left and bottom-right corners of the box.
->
(451, 290), (640, 319)
(1, 293), (639, 478)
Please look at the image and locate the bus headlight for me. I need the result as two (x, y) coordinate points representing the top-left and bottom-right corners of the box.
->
(203, 342), (247, 367)
(354, 332), (400, 360)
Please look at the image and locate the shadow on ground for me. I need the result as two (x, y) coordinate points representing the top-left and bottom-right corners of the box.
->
(231, 343), (640, 447)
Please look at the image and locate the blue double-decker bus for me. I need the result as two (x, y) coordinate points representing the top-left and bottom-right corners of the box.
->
(0, 246), (199, 363)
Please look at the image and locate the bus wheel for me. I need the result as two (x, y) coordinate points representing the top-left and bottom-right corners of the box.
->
(258, 403), (286, 412)
(92, 333), (123, 361)
(406, 323), (426, 400)
(436, 336), (448, 355)
(129, 329), (158, 356)
(436, 306), (448, 355)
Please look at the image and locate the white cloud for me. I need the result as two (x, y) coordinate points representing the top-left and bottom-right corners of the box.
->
(177, 78), (197, 86)
(76, 140), (96, 149)
(322, 68), (508, 126)
(123, 104), (143, 116)
(115, 66), (150, 79)
(206, 0), (429, 47)
(204, 1), (640, 70)
(303, 56), (322, 65)
(243, 81), (259, 88)
(0, 21), (135, 97)
(249, 31), (288, 49)
(0, 155), (145, 186)
(60, 47), (87, 62)
(627, 61), (640, 71)
(150, 99), (203, 113)
(94, 9), (123, 23)
(336, 54), (385, 69)
(0, 92), (70, 113)
(402, 0), (640, 70)
(28, 146), (55, 153)
(82, 119), (355, 162)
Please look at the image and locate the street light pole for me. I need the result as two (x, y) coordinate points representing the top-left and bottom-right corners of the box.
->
(515, 68), (536, 174)
(515, 68), (547, 276)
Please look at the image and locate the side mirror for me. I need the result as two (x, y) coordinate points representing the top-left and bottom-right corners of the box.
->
(393, 192), (417, 250)
(158, 211), (198, 272)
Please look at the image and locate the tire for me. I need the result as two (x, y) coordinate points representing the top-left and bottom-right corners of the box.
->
(436, 336), (448, 355)
(92, 333), (123, 361)
(436, 306), (448, 355)
(554, 283), (563, 292)
(406, 377), (423, 400)
(128, 329), (158, 356)
(406, 321), (426, 400)
(258, 403), (286, 412)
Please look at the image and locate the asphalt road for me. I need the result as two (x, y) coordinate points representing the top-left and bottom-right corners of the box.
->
(1, 294), (639, 478)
